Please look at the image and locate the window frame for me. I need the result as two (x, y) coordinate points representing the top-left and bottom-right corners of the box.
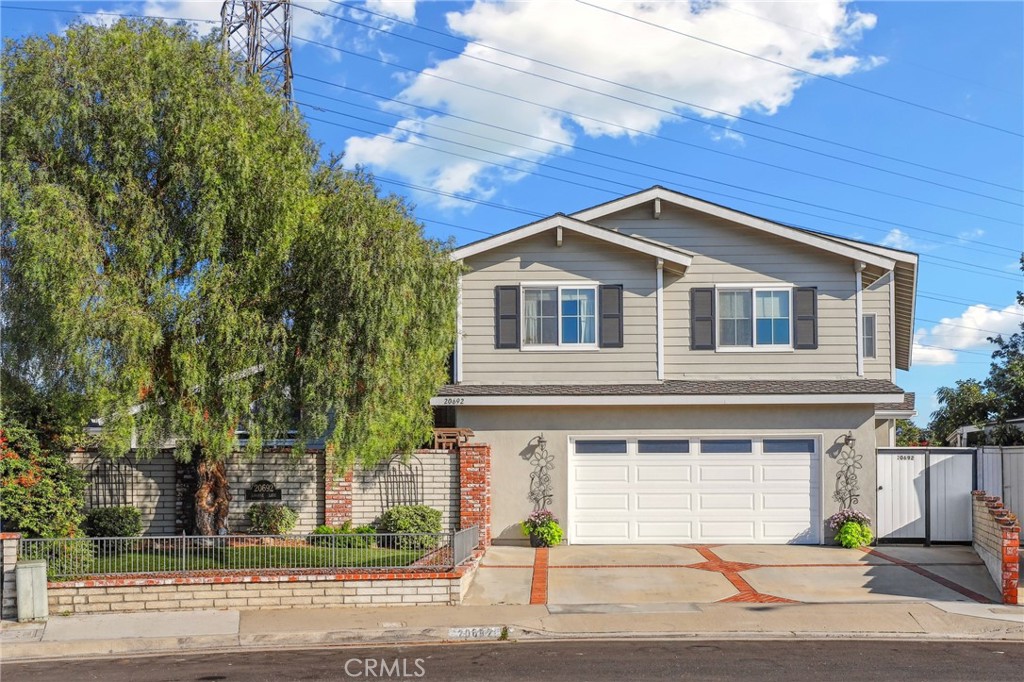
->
(714, 285), (794, 352)
(862, 313), (877, 359)
(520, 282), (600, 351)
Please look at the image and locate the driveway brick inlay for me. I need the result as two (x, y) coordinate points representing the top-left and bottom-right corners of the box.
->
(529, 548), (549, 605)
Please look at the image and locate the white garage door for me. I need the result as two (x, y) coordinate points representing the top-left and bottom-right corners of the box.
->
(569, 436), (820, 544)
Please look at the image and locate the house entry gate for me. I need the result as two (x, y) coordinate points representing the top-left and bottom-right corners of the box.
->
(876, 447), (976, 544)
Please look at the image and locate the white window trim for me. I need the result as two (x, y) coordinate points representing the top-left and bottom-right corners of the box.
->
(520, 282), (600, 351)
(862, 312), (878, 359)
(714, 285), (795, 352)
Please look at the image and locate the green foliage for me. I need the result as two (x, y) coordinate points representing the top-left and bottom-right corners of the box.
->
(0, 415), (86, 537)
(834, 521), (873, 549)
(928, 380), (994, 445)
(520, 511), (564, 547)
(84, 506), (143, 538)
(308, 523), (375, 548)
(247, 503), (298, 535)
(378, 505), (442, 549)
(894, 420), (930, 447)
(2, 20), (460, 479)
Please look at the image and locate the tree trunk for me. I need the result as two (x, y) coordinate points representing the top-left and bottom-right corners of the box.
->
(191, 458), (232, 536)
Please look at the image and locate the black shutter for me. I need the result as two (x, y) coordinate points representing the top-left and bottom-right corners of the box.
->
(494, 286), (520, 349)
(793, 287), (818, 350)
(599, 285), (623, 348)
(690, 288), (715, 350)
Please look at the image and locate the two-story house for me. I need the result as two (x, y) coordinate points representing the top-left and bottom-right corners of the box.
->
(433, 187), (918, 545)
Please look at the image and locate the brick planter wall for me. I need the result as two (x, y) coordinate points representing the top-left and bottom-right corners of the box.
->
(972, 490), (1020, 605)
(46, 564), (479, 616)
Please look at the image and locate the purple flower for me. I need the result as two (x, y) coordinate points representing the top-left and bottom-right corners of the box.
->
(827, 508), (871, 531)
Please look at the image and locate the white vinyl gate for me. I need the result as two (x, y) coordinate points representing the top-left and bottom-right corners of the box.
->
(976, 446), (1024, 518)
(876, 448), (975, 543)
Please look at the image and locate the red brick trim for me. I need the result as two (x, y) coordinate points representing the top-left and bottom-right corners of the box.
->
(972, 490), (1020, 604)
(529, 547), (549, 605)
(0, 533), (22, 540)
(459, 444), (491, 547)
(690, 546), (796, 604)
(324, 468), (353, 527)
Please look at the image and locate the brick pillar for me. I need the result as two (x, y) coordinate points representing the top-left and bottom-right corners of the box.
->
(973, 490), (1020, 604)
(1, 533), (21, 621)
(324, 468), (353, 527)
(459, 443), (492, 547)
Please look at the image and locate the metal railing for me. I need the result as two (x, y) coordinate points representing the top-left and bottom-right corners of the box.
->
(19, 528), (480, 581)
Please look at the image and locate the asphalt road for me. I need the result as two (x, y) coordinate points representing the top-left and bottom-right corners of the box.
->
(4, 640), (1023, 681)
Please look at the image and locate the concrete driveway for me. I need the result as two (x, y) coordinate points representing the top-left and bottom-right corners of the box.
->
(463, 544), (1003, 606)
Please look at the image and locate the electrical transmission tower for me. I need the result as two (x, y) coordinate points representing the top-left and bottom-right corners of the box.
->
(221, 0), (293, 102)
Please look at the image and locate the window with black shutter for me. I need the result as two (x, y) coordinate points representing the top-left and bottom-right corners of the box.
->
(690, 288), (715, 350)
(494, 286), (520, 349)
(599, 284), (623, 348)
(793, 287), (819, 350)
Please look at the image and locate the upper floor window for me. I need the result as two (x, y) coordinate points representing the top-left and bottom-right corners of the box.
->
(717, 288), (791, 348)
(523, 286), (596, 347)
(862, 313), (877, 358)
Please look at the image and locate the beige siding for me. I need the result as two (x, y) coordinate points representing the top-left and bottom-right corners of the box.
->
(863, 273), (894, 381)
(461, 231), (658, 383)
(594, 205), (861, 379)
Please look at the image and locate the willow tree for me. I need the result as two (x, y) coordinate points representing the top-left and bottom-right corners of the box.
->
(1, 20), (459, 534)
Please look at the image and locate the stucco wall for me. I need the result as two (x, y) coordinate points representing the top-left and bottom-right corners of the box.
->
(457, 403), (876, 544)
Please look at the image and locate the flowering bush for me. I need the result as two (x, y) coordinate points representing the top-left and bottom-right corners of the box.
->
(827, 509), (873, 548)
(827, 509), (871, 531)
(520, 510), (564, 547)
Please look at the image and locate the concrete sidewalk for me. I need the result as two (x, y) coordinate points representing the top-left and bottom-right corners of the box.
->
(2, 600), (1022, 662)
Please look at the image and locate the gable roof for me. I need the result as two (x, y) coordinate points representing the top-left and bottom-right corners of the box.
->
(569, 186), (917, 371)
(449, 213), (694, 272)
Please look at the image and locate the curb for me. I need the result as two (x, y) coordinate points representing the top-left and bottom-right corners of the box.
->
(4, 624), (1024, 663)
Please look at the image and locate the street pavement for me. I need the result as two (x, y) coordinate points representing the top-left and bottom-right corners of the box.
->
(4, 640), (1023, 681)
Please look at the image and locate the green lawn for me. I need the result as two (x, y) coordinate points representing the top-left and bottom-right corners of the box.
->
(23, 543), (433, 580)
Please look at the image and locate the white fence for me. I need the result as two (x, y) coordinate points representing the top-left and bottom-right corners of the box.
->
(876, 448), (976, 543)
(977, 446), (1024, 518)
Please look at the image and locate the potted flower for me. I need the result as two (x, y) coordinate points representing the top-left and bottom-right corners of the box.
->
(827, 509), (873, 548)
(520, 510), (564, 548)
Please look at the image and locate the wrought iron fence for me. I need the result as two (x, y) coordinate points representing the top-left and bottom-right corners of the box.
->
(19, 528), (480, 581)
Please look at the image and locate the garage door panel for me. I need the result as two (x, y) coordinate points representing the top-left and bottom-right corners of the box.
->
(761, 464), (814, 482)
(635, 465), (691, 482)
(574, 493), (629, 511)
(636, 522), (693, 541)
(574, 465), (629, 483)
(699, 520), (756, 541)
(570, 437), (819, 545)
(699, 493), (755, 511)
(636, 493), (691, 510)
(574, 522), (630, 542)
(761, 521), (816, 543)
(699, 465), (755, 482)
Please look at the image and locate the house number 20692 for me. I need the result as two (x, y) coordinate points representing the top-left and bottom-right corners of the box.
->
(442, 398), (465, 405)
(897, 455), (916, 460)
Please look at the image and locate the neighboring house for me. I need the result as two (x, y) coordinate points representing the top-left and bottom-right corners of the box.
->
(432, 186), (919, 545)
(947, 417), (1024, 446)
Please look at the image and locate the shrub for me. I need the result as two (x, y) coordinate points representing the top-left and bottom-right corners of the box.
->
(520, 510), (564, 547)
(308, 523), (376, 548)
(378, 505), (442, 550)
(835, 520), (873, 549)
(247, 503), (298, 535)
(84, 506), (143, 538)
(0, 416), (86, 537)
(827, 508), (872, 531)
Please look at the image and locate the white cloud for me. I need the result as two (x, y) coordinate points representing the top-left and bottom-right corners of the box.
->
(344, 0), (882, 203)
(956, 228), (985, 243)
(880, 228), (915, 251)
(912, 303), (1024, 366)
(365, 0), (417, 22)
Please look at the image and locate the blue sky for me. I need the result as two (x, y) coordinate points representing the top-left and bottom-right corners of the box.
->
(3, 1), (1022, 426)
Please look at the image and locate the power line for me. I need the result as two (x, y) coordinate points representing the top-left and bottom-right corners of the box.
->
(296, 76), (1020, 261)
(305, 98), (1022, 281)
(318, 0), (1022, 194)
(577, 0), (1023, 138)
(290, 67), (1024, 251)
(1, 4), (218, 24)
